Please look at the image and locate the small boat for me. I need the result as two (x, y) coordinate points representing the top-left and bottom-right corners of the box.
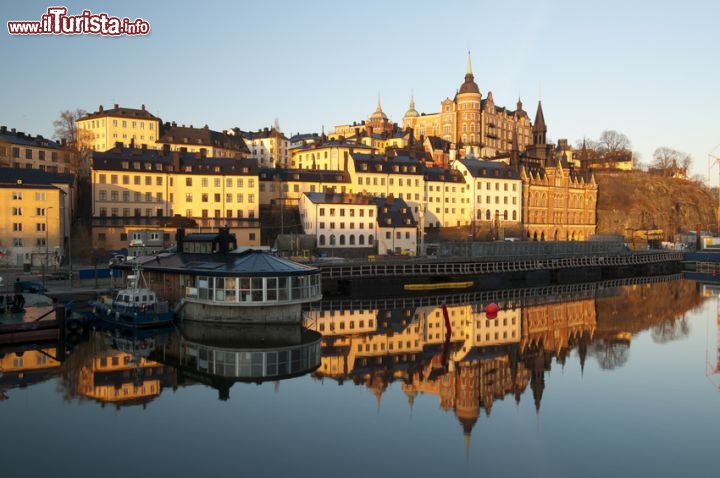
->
(403, 281), (474, 291)
(90, 262), (174, 328)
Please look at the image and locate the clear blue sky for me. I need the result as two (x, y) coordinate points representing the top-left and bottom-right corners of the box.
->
(2, 0), (719, 181)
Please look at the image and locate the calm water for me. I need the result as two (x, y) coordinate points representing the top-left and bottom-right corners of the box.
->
(2, 274), (719, 478)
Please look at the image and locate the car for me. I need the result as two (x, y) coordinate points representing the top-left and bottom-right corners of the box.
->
(14, 280), (45, 294)
(109, 254), (127, 266)
(49, 270), (72, 280)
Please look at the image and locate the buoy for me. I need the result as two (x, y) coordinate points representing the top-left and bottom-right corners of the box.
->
(485, 302), (498, 319)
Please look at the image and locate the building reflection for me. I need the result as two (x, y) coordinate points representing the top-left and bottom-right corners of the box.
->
(158, 322), (322, 400)
(74, 325), (175, 408)
(305, 275), (698, 444)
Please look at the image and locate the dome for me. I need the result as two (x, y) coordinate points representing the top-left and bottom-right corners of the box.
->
(404, 94), (419, 118)
(458, 52), (480, 95)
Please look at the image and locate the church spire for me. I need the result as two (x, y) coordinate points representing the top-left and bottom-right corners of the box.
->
(532, 100), (547, 145)
(466, 50), (473, 75)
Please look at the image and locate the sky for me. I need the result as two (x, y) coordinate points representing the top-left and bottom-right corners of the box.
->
(2, 0), (719, 182)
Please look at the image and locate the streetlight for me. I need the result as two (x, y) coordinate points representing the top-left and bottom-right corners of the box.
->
(43, 206), (53, 291)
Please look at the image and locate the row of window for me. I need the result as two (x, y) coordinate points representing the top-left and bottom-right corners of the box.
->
(11, 207), (50, 216)
(317, 234), (375, 246)
(319, 207), (374, 217)
(9, 238), (47, 247)
(1, 147), (61, 161)
(97, 174), (256, 188)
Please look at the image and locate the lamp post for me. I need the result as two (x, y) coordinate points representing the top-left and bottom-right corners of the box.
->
(43, 206), (53, 291)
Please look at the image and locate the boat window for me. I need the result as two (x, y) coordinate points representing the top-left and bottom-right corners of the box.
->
(142, 295), (148, 302)
(135, 296), (140, 302)
(149, 294), (155, 301)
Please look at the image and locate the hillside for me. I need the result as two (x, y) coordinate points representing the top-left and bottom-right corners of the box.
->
(594, 170), (717, 240)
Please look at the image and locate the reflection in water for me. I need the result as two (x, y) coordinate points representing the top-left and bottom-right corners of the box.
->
(1, 274), (707, 423)
(303, 274), (703, 441)
(164, 322), (322, 400)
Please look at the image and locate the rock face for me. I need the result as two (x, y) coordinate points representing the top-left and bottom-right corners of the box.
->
(595, 171), (716, 240)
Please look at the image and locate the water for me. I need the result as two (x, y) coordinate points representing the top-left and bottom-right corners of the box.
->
(1, 275), (719, 478)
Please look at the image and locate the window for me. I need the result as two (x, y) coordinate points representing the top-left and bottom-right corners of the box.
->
(12, 223), (22, 232)
(186, 178), (193, 187)
(12, 207), (23, 216)
(12, 192), (23, 200)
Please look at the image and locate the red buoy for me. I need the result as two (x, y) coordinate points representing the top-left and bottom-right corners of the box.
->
(485, 302), (498, 319)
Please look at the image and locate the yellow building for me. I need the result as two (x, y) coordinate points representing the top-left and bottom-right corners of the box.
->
(290, 139), (374, 170)
(78, 104), (161, 152)
(0, 125), (73, 173)
(91, 147), (260, 251)
(402, 53), (532, 158)
(0, 168), (73, 267)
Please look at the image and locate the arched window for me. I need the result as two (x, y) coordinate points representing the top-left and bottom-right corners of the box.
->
(339, 234), (345, 245)
(512, 210), (517, 221)
(359, 235), (365, 245)
(486, 210), (490, 220)
(368, 234), (374, 246)
(349, 235), (355, 245)
(319, 235), (326, 246)
(503, 210), (508, 220)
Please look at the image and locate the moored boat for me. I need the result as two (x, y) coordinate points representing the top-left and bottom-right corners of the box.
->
(90, 262), (173, 328)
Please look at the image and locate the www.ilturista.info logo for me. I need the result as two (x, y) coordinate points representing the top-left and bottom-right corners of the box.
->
(7, 7), (150, 36)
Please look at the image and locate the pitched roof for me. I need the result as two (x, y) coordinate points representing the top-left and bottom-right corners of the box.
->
(82, 104), (159, 121)
(0, 126), (62, 148)
(0, 167), (74, 186)
(157, 125), (250, 153)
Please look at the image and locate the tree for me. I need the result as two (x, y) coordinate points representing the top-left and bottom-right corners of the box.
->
(598, 130), (631, 153)
(53, 108), (92, 177)
(651, 147), (692, 176)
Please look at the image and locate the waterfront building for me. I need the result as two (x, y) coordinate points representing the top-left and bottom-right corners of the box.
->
(453, 156), (522, 239)
(422, 166), (468, 229)
(0, 126), (73, 173)
(91, 147), (260, 251)
(518, 102), (598, 241)
(299, 191), (378, 256)
(402, 53), (532, 158)
(77, 104), (161, 152)
(374, 195), (418, 255)
(0, 168), (73, 268)
(135, 228), (323, 324)
(157, 123), (250, 159)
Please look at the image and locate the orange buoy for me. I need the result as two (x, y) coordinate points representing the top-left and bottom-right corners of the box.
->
(485, 302), (498, 319)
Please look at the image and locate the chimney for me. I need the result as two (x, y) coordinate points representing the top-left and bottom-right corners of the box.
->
(11, 128), (16, 134)
(176, 228), (185, 253)
(0, 126), (6, 133)
(115, 141), (123, 148)
(99, 105), (104, 112)
(141, 104), (145, 111)
(114, 103), (119, 109)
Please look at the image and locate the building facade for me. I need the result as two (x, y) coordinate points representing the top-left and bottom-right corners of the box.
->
(77, 104), (161, 152)
(91, 148), (260, 251)
(0, 168), (73, 268)
(402, 54), (532, 158)
(0, 126), (73, 173)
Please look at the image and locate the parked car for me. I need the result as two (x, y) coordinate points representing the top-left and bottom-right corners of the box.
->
(14, 280), (45, 294)
(49, 270), (72, 280)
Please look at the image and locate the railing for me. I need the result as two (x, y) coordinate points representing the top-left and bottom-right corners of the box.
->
(318, 251), (684, 280)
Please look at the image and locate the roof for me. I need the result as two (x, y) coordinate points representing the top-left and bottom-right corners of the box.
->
(81, 104), (159, 121)
(157, 124), (250, 154)
(91, 147), (258, 175)
(132, 250), (320, 277)
(373, 196), (417, 228)
(303, 191), (375, 205)
(0, 167), (74, 186)
(259, 168), (350, 183)
(0, 127), (62, 149)
(351, 152), (424, 175)
(458, 157), (520, 179)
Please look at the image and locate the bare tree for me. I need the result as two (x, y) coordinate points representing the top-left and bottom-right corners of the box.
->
(652, 147), (692, 176)
(53, 109), (92, 177)
(598, 130), (631, 153)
